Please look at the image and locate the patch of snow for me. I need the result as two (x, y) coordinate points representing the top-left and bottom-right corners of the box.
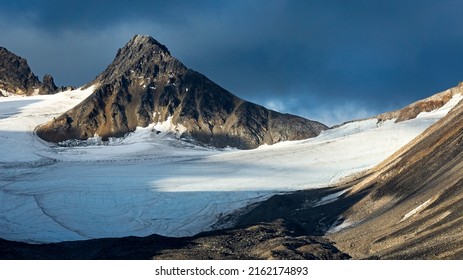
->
(417, 94), (463, 119)
(327, 216), (354, 233)
(313, 189), (350, 207)
(400, 198), (433, 222)
(152, 116), (187, 137)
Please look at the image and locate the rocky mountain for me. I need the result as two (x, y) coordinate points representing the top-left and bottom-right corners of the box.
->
(328, 82), (463, 259)
(36, 35), (327, 149)
(0, 46), (59, 96)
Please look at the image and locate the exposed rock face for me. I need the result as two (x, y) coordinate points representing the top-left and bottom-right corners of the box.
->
(0, 46), (40, 95)
(40, 74), (58, 94)
(0, 46), (59, 96)
(36, 35), (327, 149)
(376, 83), (463, 123)
(329, 84), (463, 259)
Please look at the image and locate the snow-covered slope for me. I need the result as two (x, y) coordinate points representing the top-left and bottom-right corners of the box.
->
(1, 90), (461, 243)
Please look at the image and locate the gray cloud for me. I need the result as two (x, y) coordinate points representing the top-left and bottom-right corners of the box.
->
(2, 0), (463, 126)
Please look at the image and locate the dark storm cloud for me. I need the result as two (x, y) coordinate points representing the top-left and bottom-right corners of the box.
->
(2, 0), (463, 125)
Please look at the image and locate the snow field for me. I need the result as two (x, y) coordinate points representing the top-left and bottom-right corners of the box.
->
(0, 90), (461, 243)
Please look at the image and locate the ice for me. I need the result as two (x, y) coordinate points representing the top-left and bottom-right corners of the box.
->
(0, 89), (458, 243)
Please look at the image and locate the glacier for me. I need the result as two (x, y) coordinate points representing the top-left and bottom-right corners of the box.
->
(0, 88), (460, 243)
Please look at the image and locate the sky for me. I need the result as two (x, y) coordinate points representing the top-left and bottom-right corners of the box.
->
(1, 0), (463, 126)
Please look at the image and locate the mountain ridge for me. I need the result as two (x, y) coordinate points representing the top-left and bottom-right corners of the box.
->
(36, 35), (327, 149)
(0, 46), (62, 96)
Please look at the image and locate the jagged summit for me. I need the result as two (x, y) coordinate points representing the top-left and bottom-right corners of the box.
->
(130, 35), (170, 55)
(0, 46), (60, 96)
(0, 46), (41, 96)
(37, 35), (327, 149)
(91, 35), (173, 87)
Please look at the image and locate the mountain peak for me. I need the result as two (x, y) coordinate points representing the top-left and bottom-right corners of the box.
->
(0, 46), (60, 96)
(38, 35), (327, 149)
(122, 34), (170, 56)
(91, 35), (177, 87)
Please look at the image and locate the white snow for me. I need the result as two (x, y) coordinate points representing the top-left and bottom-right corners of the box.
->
(400, 198), (433, 222)
(327, 217), (355, 233)
(0, 91), (460, 243)
(313, 189), (350, 207)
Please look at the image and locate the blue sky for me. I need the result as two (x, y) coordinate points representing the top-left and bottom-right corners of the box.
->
(1, 0), (463, 126)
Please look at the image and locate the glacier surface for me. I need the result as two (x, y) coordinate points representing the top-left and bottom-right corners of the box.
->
(0, 89), (460, 243)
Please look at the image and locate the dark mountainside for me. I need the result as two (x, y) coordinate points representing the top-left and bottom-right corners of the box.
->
(35, 35), (327, 149)
(0, 46), (61, 96)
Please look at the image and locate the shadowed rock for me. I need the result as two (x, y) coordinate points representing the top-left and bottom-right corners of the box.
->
(0, 46), (61, 96)
(0, 46), (41, 95)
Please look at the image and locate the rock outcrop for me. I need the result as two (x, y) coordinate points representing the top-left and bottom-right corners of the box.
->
(0, 46), (60, 96)
(40, 74), (58, 94)
(36, 35), (327, 149)
(376, 83), (463, 123)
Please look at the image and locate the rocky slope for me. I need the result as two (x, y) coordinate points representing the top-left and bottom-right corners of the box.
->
(0, 46), (59, 96)
(36, 35), (327, 149)
(328, 82), (463, 259)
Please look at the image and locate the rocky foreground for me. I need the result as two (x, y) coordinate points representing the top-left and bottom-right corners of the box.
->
(0, 188), (349, 260)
